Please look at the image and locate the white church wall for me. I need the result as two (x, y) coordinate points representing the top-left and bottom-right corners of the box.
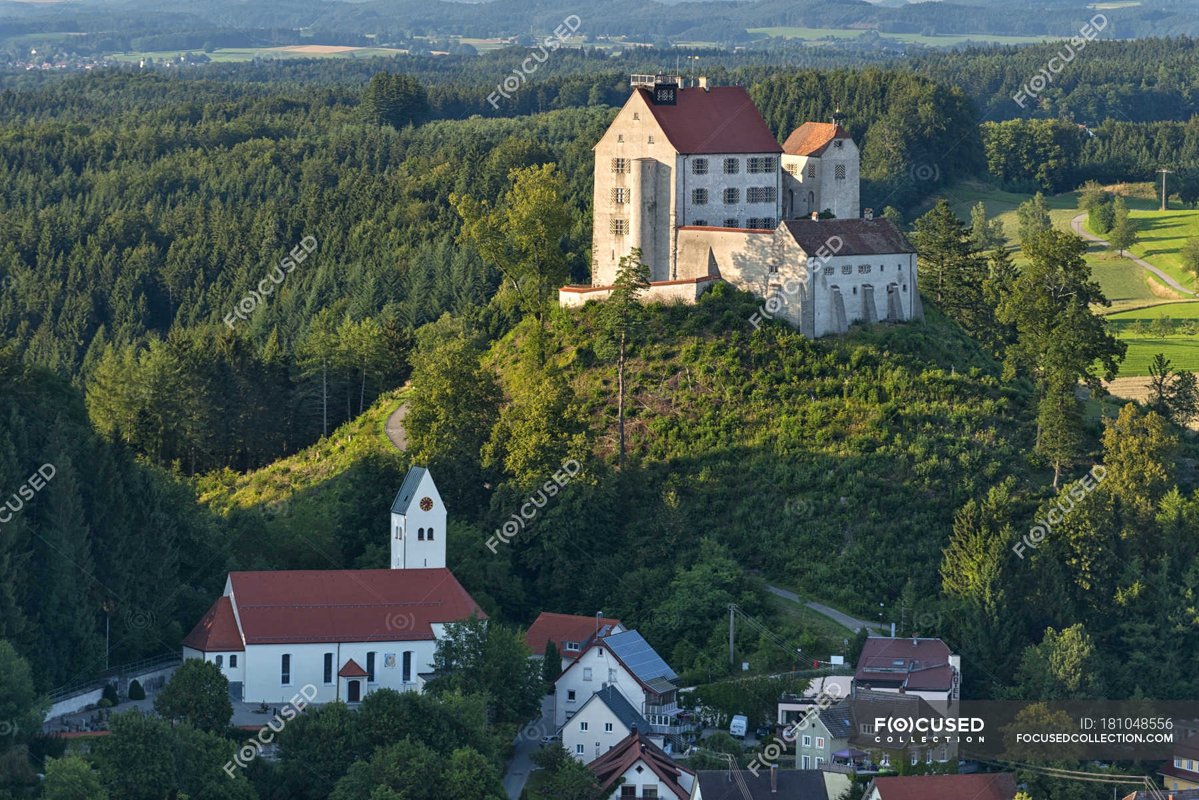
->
(240, 640), (438, 704)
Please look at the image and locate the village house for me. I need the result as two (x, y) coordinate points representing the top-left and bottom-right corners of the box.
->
(854, 636), (960, 707)
(560, 684), (663, 762)
(694, 766), (845, 800)
(865, 773), (1017, 800)
(560, 74), (920, 338)
(1161, 731), (1199, 791)
(181, 467), (484, 704)
(554, 629), (690, 745)
(588, 729), (696, 800)
(525, 611), (625, 671)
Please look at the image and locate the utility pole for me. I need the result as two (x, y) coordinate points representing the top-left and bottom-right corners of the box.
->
(1159, 167), (1173, 211)
(728, 604), (735, 665)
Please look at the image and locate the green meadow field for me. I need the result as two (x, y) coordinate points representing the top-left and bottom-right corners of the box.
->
(931, 181), (1198, 376)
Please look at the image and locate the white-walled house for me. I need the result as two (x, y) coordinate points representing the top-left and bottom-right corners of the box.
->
(554, 630), (687, 739)
(182, 467), (485, 704)
(588, 730), (695, 800)
(561, 684), (663, 762)
(525, 612), (625, 671)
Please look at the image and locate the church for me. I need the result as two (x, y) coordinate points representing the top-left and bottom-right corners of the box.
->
(559, 75), (922, 338)
(182, 467), (485, 705)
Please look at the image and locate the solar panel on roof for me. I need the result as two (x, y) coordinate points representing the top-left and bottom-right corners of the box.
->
(606, 631), (677, 683)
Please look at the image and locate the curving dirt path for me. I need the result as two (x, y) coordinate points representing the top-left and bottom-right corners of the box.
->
(1070, 213), (1197, 297)
(385, 401), (409, 451)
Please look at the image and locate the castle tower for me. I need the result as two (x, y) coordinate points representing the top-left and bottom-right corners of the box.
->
(389, 466), (446, 569)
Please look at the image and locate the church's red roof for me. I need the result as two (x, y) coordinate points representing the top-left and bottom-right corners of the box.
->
(227, 568), (485, 645)
(182, 596), (244, 652)
(338, 658), (368, 678)
(637, 86), (782, 155)
(782, 122), (850, 156)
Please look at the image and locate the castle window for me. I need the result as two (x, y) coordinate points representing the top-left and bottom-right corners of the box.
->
(784, 163), (798, 176)
(610, 219), (628, 235)
(835, 164), (847, 180)
(648, 135), (655, 144)
(748, 157), (776, 174)
(611, 158), (629, 174)
(834, 139), (844, 149)
(611, 187), (630, 204)
(841, 264), (852, 275)
(807, 163), (816, 178)
(617, 134), (624, 143)
(418, 527), (425, 540)
(747, 186), (776, 203)
(723, 218), (739, 228)
(858, 264), (871, 274)
(823, 266), (834, 276)
(722, 188), (740, 205)
(692, 188), (709, 205)
(723, 158), (740, 175)
(746, 218), (775, 230)
(692, 219), (708, 227)
(692, 158), (709, 175)
(633, 112), (640, 120)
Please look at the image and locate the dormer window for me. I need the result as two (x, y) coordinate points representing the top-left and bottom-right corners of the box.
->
(563, 641), (580, 652)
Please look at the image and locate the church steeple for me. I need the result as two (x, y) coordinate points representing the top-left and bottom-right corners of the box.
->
(389, 467), (447, 569)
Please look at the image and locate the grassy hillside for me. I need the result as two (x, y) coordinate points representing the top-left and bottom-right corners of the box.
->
(193, 389), (410, 571)
(521, 284), (1044, 618)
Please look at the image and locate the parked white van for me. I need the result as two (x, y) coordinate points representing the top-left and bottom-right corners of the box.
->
(729, 714), (748, 738)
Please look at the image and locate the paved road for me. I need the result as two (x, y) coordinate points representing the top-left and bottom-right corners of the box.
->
(503, 694), (555, 799)
(1070, 212), (1197, 297)
(384, 400), (409, 451)
(766, 584), (887, 635)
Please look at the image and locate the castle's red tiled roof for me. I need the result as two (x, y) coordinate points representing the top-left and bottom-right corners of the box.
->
(182, 596), (244, 652)
(637, 86), (782, 155)
(525, 612), (622, 659)
(227, 568), (485, 645)
(783, 122), (851, 157)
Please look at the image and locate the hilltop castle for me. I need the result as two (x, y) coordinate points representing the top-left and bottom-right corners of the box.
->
(559, 75), (922, 337)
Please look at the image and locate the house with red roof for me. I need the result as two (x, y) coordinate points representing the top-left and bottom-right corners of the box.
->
(587, 729), (696, 800)
(525, 611), (624, 670)
(560, 74), (919, 339)
(854, 637), (960, 706)
(183, 467), (485, 704)
(865, 773), (1017, 800)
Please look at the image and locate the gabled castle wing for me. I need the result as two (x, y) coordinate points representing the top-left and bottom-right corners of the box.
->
(390, 466), (446, 569)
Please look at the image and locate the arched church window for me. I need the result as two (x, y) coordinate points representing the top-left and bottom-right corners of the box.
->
(427, 528), (435, 540)
(215, 655), (223, 667)
(418, 528), (425, 541)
